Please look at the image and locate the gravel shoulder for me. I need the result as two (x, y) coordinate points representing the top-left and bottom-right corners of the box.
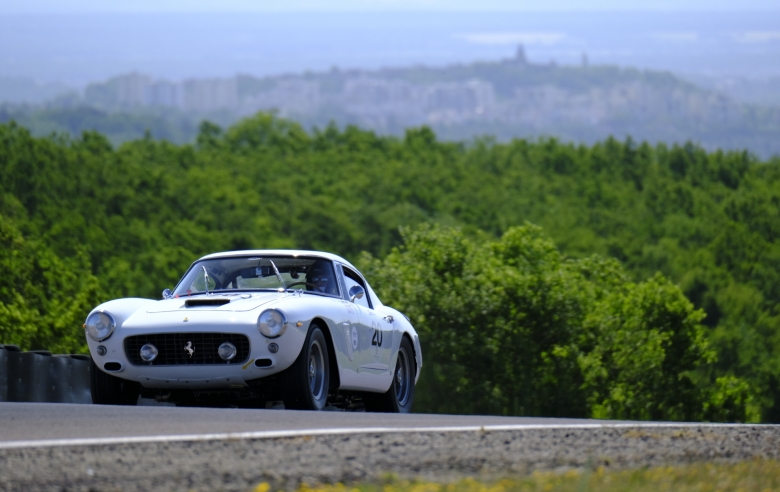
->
(2, 424), (779, 492)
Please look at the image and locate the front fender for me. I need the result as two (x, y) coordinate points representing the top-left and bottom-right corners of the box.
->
(87, 298), (157, 329)
(379, 306), (423, 384)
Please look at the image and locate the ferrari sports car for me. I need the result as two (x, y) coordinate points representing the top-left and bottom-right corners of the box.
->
(84, 250), (422, 412)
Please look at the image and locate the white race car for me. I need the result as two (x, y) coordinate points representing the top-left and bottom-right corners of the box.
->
(85, 250), (422, 412)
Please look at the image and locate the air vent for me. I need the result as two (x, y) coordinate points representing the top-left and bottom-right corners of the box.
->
(185, 298), (231, 307)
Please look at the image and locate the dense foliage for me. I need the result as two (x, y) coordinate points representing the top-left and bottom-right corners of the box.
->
(360, 224), (730, 421)
(1, 113), (778, 420)
(0, 104), (201, 146)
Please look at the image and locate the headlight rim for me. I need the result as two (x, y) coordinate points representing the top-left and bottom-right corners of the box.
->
(257, 309), (288, 339)
(85, 311), (117, 342)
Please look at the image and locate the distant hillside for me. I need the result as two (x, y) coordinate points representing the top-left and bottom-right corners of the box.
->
(0, 105), (201, 147)
(2, 53), (779, 156)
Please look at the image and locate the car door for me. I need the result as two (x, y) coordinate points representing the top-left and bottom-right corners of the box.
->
(326, 263), (364, 391)
(339, 265), (394, 378)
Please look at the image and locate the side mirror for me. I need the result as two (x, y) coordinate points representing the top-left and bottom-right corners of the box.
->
(162, 288), (173, 300)
(349, 285), (365, 303)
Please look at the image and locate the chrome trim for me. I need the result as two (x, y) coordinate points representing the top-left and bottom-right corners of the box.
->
(85, 311), (117, 342)
(201, 266), (210, 296)
(257, 309), (288, 338)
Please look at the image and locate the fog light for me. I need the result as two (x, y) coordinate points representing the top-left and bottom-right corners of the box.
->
(218, 342), (237, 361)
(140, 344), (158, 362)
(268, 343), (279, 354)
(96, 345), (107, 356)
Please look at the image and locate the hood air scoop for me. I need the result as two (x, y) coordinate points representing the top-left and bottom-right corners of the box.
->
(185, 298), (231, 307)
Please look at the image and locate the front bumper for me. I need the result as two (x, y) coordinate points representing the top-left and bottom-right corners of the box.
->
(87, 323), (307, 390)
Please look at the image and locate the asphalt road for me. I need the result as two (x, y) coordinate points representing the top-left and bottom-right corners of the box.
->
(2, 402), (779, 491)
(0, 402), (614, 444)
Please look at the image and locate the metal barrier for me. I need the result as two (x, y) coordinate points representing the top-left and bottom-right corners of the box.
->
(0, 345), (92, 404)
(0, 344), (8, 401)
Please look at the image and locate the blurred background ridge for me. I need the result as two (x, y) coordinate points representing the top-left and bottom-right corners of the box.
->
(0, 1), (778, 155)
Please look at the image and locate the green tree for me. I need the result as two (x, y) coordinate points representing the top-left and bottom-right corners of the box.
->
(360, 224), (729, 420)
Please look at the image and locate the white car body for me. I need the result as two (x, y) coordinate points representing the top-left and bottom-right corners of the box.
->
(85, 250), (422, 406)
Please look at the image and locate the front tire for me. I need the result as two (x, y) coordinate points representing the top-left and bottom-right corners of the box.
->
(283, 325), (330, 410)
(90, 359), (140, 405)
(365, 336), (415, 413)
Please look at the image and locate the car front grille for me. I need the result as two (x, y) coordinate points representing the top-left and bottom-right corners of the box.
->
(124, 333), (251, 366)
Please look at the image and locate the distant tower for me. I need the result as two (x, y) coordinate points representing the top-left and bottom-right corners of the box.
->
(515, 44), (528, 65)
(582, 52), (589, 68)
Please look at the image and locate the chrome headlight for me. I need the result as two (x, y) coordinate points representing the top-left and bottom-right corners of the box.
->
(139, 343), (158, 362)
(218, 342), (237, 360)
(85, 311), (116, 342)
(257, 309), (287, 338)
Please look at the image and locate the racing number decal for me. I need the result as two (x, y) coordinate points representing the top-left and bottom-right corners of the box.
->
(371, 321), (384, 360)
(371, 328), (383, 347)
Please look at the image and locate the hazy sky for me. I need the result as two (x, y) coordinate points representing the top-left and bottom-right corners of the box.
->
(1, 1), (778, 84)
(3, 0), (780, 13)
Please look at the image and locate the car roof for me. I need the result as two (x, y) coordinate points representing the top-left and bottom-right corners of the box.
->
(197, 250), (359, 272)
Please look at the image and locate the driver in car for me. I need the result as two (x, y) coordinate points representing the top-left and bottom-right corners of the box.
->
(307, 261), (338, 295)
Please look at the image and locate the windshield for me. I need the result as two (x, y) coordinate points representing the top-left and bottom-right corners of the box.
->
(173, 256), (340, 297)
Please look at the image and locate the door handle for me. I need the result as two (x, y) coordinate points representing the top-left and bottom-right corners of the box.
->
(383, 315), (394, 323)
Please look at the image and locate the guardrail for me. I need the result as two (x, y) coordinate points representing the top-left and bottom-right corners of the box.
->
(0, 345), (92, 404)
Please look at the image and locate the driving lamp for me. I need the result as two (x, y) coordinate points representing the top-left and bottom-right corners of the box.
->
(85, 312), (116, 342)
(257, 309), (287, 338)
(218, 342), (237, 361)
(139, 343), (158, 362)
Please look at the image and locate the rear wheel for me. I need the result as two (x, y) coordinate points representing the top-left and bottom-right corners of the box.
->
(90, 359), (140, 405)
(365, 336), (415, 413)
(283, 325), (330, 410)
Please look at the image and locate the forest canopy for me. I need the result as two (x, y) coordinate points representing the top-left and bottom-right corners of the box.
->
(1, 113), (778, 421)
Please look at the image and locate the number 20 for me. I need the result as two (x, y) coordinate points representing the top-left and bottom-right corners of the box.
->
(371, 329), (383, 347)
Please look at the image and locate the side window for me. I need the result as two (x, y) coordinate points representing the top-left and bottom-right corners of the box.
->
(341, 266), (372, 309)
(304, 259), (340, 297)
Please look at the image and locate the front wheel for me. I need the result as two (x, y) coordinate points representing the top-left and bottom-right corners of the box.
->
(365, 336), (415, 413)
(90, 359), (140, 405)
(283, 325), (330, 410)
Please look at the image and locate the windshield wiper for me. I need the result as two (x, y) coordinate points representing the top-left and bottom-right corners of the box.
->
(269, 260), (287, 290)
(201, 266), (211, 296)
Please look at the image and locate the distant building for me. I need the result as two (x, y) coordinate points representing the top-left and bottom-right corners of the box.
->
(182, 78), (238, 112)
(515, 45), (528, 65)
(424, 80), (495, 112)
(145, 80), (181, 108)
(340, 77), (496, 125)
(116, 73), (151, 107)
(244, 79), (320, 115)
(345, 78), (419, 110)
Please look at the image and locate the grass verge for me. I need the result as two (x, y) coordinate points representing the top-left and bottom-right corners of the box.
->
(252, 459), (780, 492)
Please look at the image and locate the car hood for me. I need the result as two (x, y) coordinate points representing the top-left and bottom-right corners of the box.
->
(145, 292), (286, 313)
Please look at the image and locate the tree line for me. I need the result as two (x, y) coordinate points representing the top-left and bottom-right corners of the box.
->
(1, 113), (778, 420)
